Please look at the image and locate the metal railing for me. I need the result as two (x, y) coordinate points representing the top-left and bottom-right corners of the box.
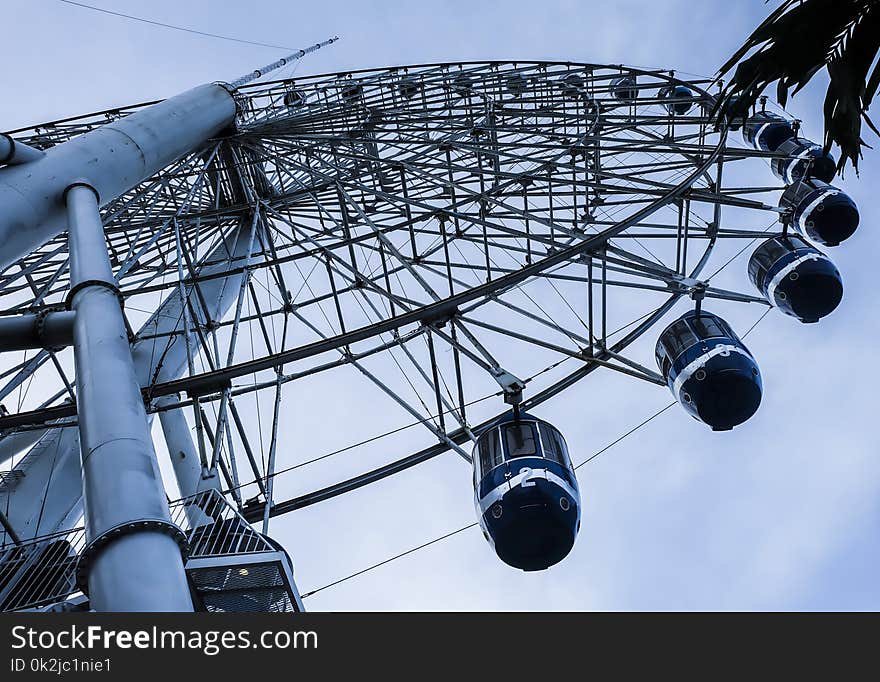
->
(0, 525), (86, 611)
(172, 490), (277, 558)
(0, 490), (278, 611)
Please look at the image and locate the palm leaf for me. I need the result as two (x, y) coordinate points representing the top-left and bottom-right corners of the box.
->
(716, 0), (880, 175)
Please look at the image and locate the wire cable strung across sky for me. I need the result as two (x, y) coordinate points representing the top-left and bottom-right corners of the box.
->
(57, 2), (339, 94)
(300, 524), (478, 599)
(57, 0), (297, 50)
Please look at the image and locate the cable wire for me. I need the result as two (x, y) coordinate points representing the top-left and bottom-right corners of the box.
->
(574, 401), (675, 470)
(300, 522), (478, 598)
(57, 0), (296, 50)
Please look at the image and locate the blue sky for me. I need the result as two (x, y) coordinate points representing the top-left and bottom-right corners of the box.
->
(3, 0), (879, 610)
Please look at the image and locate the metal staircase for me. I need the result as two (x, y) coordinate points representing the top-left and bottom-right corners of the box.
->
(0, 490), (303, 612)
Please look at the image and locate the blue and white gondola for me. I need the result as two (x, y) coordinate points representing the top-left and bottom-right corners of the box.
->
(473, 411), (581, 571)
(340, 81), (363, 104)
(399, 76), (420, 99)
(779, 179), (859, 246)
(559, 73), (584, 99)
(771, 137), (836, 184)
(655, 311), (762, 431)
(284, 88), (307, 108)
(451, 72), (473, 97)
(743, 111), (795, 152)
(703, 94), (746, 131)
(657, 85), (694, 115)
(749, 235), (843, 323)
(507, 73), (528, 96)
(610, 74), (638, 101)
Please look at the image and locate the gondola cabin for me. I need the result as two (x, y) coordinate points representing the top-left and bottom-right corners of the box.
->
(452, 73), (473, 96)
(284, 89), (307, 108)
(748, 235), (843, 323)
(559, 73), (584, 99)
(771, 137), (836, 184)
(611, 74), (638, 101)
(779, 179), (859, 246)
(743, 111), (794, 152)
(657, 85), (694, 115)
(473, 411), (581, 571)
(703, 94), (746, 131)
(506, 73), (528, 96)
(399, 76), (420, 99)
(340, 81), (363, 104)
(655, 311), (762, 431)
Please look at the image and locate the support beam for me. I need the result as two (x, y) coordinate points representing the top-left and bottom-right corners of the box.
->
(66, 184), (192, 612)
(0, 83), (236, 271)
(0, 133), (45, 166)
(0, 310), (74, 352)
(0, 217), (261, 546)
(0, 508), (21, 545)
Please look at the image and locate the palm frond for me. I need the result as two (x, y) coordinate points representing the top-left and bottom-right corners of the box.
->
(716, 0), (880, 175)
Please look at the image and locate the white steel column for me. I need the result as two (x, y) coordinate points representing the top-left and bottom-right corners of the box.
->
(0, 83), (237, 272)
(66, 184), (193, 612)
(156, 395), (220, 527)
(157, 396), (220, 498)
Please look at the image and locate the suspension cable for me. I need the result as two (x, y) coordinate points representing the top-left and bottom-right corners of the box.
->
(57, 0), (299, 50)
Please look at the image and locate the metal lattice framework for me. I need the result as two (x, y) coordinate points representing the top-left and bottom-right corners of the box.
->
(0, 61), (788, 545)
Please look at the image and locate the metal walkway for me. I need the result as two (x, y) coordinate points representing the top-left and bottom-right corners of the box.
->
(0, 490), (303, 612)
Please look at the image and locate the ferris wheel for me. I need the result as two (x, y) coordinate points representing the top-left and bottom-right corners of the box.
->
(0, 50), (860, 611)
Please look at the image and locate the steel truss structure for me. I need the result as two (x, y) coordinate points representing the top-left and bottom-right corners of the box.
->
(0, 60), (805, 609)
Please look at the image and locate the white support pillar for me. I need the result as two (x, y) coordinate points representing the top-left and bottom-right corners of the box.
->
(0, 133), (45, 166)
(0, 83), (237, 272)
(66, 184), (193, 612)
(156, 394), (220, 527)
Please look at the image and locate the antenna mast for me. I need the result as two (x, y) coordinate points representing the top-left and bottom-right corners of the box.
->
(228, 36), (339, 89)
